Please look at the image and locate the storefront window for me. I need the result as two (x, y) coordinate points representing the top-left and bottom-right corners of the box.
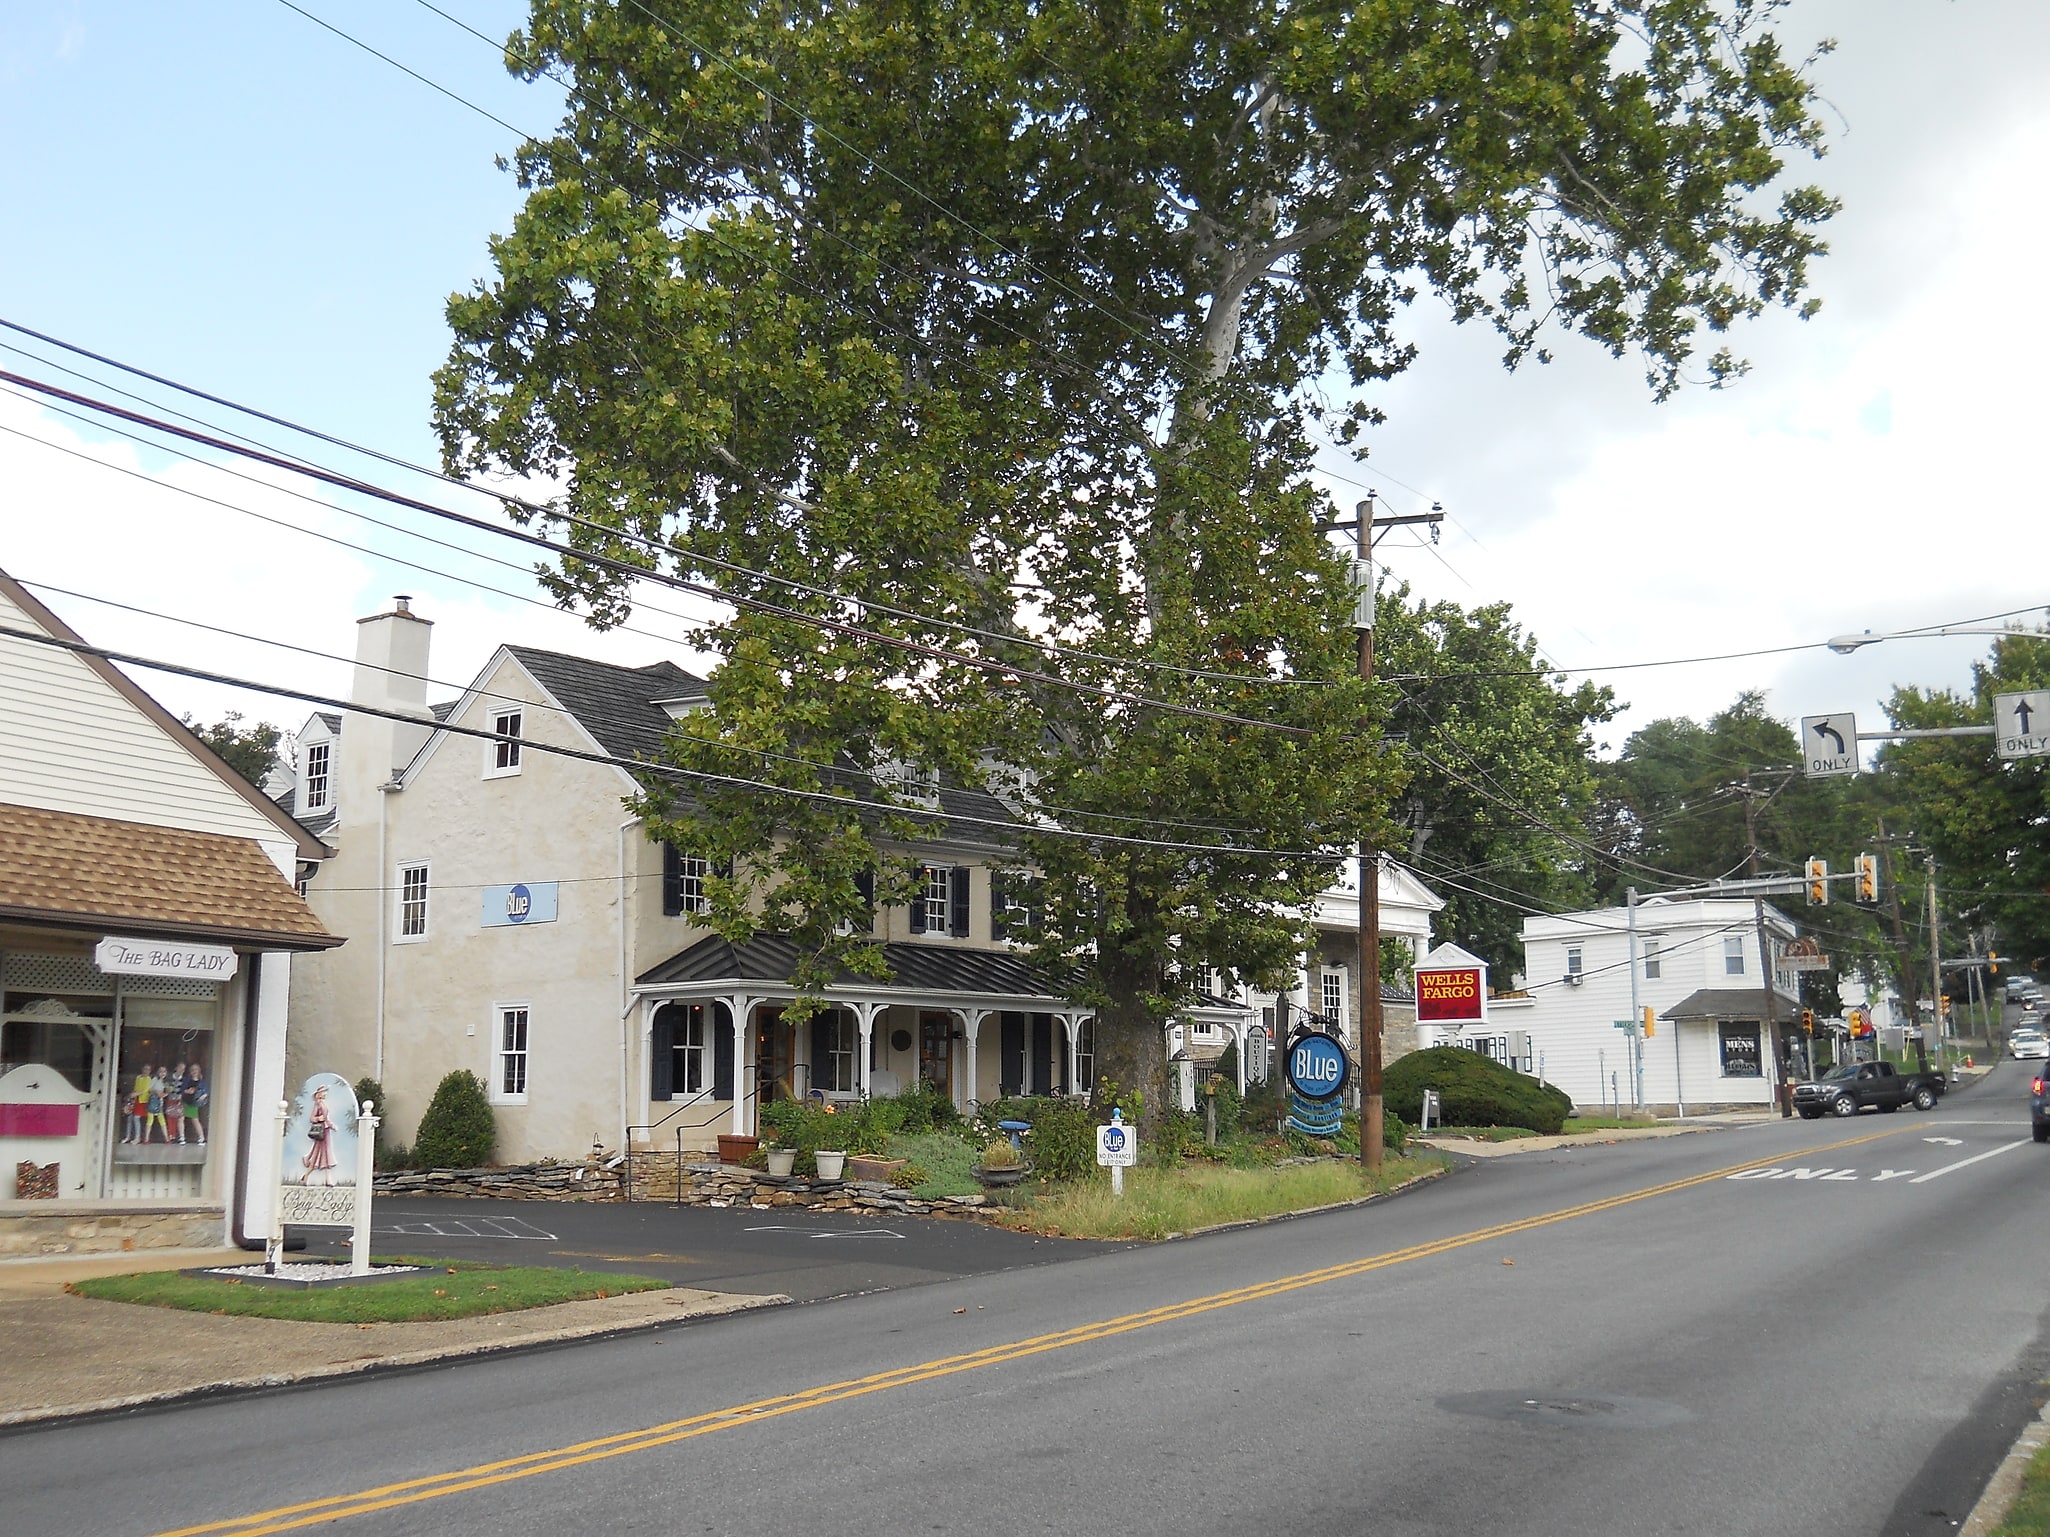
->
(114, 995), (216, 1169)
(1719, 1023), (1762, 1078)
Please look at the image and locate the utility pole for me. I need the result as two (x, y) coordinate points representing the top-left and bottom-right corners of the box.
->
(1344, 494), (1442, 1172)
(1741, 775), (1792, 1117)
(1874, 820), (1929, 1073)
(1927, 852), (1944, 1070)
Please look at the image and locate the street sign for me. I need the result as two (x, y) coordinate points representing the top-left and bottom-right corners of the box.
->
(1994, 690), (2050, 760)
(1801, 713), (1859, 778)
(1095, 1119), (1136, 1168)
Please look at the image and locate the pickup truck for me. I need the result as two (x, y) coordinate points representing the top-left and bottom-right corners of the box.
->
(1793, 1061), (1946, 1118)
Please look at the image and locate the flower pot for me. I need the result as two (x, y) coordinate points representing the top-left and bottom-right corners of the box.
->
(846, 1156), (906, 1184)
(765, 1147), (798, 1177)
(814, 1150), (847, 1181)
(716, 1134), (759, 1165)
(972, 1163), (1029, 1189)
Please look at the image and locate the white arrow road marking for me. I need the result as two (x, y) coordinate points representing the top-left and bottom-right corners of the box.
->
(1909, 1139), (2032, 1183)
(1872, 1170), (1915, 1182)
(1923, 1137), (1964, 1146)
(742, 1225), (906, 1239)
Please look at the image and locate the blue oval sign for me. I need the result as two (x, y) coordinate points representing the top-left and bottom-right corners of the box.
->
(1286, 1032), (1350, 1101)
(506, 883), (533, 923)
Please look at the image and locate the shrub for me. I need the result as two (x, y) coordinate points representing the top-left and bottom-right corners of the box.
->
(411, 1070), (496, 1168)
(1204, 1074), (1243, 1142)
(1383, 1047), (1571, 1136)
(1383, 1111), (1411, 1154)
(979, 1138), (1020, 1170)
(352, 1077), (388, 1129)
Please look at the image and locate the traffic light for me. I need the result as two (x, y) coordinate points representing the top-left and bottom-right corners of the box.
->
(1854, 852), (1879, 905)
(1801, 1009), (1816, 1035)
(1642, 1005), (1655, 1039)
(1990, 953), (2002, 976)
(1806, 857), (1829, 906)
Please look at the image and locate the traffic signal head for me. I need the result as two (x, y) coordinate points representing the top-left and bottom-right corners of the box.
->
(1643, 1005), (1655, 1039)
(1854, 853), (1879, 905)
(1806, 857), (1830, 906)
(1801, 1009), (1816, 1034)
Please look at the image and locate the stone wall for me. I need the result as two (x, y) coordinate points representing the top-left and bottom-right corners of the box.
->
(0, 1203), (223, 1259)
(374, 1161), (622, 1201)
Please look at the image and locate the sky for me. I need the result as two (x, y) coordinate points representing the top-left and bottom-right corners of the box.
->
(2, 0), (2046, 763)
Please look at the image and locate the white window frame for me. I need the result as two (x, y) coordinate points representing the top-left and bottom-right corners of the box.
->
(1075, 1018), (1096, 1098)
(303, 740), (330, 811)
(1565, 945), (1584, 976)
(923, 866), (952, 934)
(1321, 967), (1349, 1033)
(493, 1003), (530, 1103)
(670, 1006), (708, 1099)
(1643, 936), (1662, 980)
(676, 853), (710, 917)
(395, 862), (430, 943)
(485, 708), (523, 777)
(825, 1013), (857, 1094)
(1724, 935), (1746, 976)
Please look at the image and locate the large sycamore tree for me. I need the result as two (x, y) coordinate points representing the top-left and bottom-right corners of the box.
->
(436, 0), (1833, 1127)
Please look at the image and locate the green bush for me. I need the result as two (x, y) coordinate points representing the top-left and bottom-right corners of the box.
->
(965, 1096), (1098, 1182)
(352, 1077), (387, 1130)
(1383, 1047), (1571, 1136)
(411, 1070), (496, 1169)
(1383, 1111), (1411, 1154)
(1204, 1074), (1243, 1141)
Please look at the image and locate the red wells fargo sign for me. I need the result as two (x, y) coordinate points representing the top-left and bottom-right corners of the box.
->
(1415, 967), (1485, 1025)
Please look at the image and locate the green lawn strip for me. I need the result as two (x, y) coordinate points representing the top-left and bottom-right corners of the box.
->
(69, 1259), (666, 1324)
(1421, 1125), (1538, 1142)
(995, 1155), (1448, 1240)
(1992, 1443), (2050, 1537)
(1560, 1116), (1661, 1133)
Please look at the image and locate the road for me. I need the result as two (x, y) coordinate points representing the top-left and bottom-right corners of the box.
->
(8, 1063), (2050, 1537)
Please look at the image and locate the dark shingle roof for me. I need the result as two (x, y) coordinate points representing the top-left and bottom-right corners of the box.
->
(1662, 987), (1794, 1022)
(637, 933), (1061, 1000)
(506, 646), (708, 763)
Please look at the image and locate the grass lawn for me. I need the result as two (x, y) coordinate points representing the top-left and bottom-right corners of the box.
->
(1993, 1443), (2050, 1537)
(887, 1130), (985, 1198)
(1561, 1116), (1661, 1133)
(994, 1154), (1447, 1240)
(69, 1260), (666, 1324)
(1421, 1125), (1538, 1142)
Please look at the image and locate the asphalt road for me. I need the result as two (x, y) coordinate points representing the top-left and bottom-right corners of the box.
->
(11, 1064), (2050, 1537)
(296, 1192), (1113, 1302)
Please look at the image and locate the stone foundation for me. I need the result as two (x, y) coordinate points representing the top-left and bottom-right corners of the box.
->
(375, 1161), (623, 1201)
(0, 1203), (224, 1259)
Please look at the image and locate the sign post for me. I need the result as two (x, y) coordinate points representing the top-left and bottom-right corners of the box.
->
(1095, 1108), (1136, 1196)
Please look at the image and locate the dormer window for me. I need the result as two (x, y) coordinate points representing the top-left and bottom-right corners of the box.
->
(876, 760), (940, 809)
(303, 741), (330, 811)
(487, 710), (522, 777)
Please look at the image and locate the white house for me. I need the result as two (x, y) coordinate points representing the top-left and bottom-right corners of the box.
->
(0, 569), (338, 1256)
(1509, 897), (1805, 1113)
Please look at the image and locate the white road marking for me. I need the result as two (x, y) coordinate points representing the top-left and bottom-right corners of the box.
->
(1873, 1170), (1914, 1182)
(743, 1225), (906, 1239)
(374, 1215), (560, 1240)
(1923, 1137), (1964, 1146)
(1909, 1140), (2033, 1184)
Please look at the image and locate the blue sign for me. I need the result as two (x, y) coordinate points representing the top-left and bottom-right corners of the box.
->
(1288, 1090), (1344, 1138)
(1286, 1032), (1350, 1102)
(481, 882), (558, 928)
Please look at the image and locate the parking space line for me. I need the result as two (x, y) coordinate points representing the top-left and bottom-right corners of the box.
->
(1908, 1139), (2032, 1184)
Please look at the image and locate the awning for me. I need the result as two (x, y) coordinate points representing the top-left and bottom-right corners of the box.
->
(0, 802), (341, 951)
(636, 932), (1071, 1005)
(1661, 988), (1796, 1023)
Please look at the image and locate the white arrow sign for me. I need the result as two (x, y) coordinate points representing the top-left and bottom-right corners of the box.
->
(1801, 713), (1859, 778)
(1994, 690), (2050, 761)
(1922, 1136), (1962, 1146)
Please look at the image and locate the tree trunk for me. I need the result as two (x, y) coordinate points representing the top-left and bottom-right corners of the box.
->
(1091, 956), (1171, 1150)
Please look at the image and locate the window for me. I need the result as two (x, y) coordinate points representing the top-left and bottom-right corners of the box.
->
(923, 866), (951, 932)
(655, 1003), (708, 1098)
(1074, 1018), (1096, 1098)
(396, 863), (429, 941)
(495, 1006), (529, 1100)
(662, 844), (712, 916)
(1718, 1022), (1762, 1077)
(910, 866), (970, 938)
(487, 709), (522, 776)
(990, 871), (1042, 944)
(1321, 969), (1348, 1030)
(1643, 937), (1662, 980)
(1725, 936), (1746, 975)
(825, 1013), (857, 1094)
(1565, 945), (1583, 976)
(303, 741), (329, 810)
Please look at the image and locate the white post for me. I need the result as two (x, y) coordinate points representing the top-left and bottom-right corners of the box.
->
(855, 1003), (878, 1096)
(728, 997), (750, 1135)
(266, 1098), (289, 1275)
(351, 1102), (379, 1277)
(962, 1009), (988, 1110)
(1060, 1015), (1079, 1096)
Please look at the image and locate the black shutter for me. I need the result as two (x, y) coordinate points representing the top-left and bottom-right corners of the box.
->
(715, 856), (734, 879)
(950, 866), (971, 938)
(712, 1003), (735, 1100)
(649, 1005), (675, 1100)
(908, 868), (929, 933)
(1030, 1014), (1053, 1096)
(854, 869), (875, 915)
(661, 842), (682, 917)
(810, 1013), (835, 1097)
(989, 871), (1008, 942)
(1000, 1012), (1026, 1096)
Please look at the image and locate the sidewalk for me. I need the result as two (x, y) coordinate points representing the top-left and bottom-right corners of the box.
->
(0, 1247), (783, 1428)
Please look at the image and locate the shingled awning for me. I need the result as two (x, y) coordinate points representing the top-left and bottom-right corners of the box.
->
(0, 802), (341, 951)
(1661, 988), (1792, 1023)
(637, 932), (1069, 1002)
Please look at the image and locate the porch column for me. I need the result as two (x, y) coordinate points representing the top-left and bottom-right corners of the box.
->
(726, 994), (752, 1135)
(854, 1001), (881, 1096)
(1059, 1013), (1081, 1097)
(1233, 1020), (1248, 1094)
(961, 1008), (993, 1111)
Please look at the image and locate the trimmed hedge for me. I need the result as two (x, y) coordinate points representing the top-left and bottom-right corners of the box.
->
(412, 1070), (496, 1168)
(1383, 1047), (1571, 1136)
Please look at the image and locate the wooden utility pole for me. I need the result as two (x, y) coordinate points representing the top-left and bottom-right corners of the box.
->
(1874, 821), (1929, 1072)
(1741, 776), (1791, 1116)
(1927, 852), (1945, 1068)
(1356, 497), (1384, 1171)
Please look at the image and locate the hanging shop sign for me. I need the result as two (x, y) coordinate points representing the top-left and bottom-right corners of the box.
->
(1285, 1030), (1349, 1137)
(480, 881), (559, 928)
(94, 936), (238, 981)
(1416, 967), (1485, 1025)
(1778, 937), (1832, 972)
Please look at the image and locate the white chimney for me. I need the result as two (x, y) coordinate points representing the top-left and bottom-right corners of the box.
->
(337, 595), (434, 825)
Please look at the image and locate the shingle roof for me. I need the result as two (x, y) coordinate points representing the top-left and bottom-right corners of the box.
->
(505, 646), (708, 763)
(0, 802), (341, 950)
(1662, 987), (1793, 1022)
(637, 932), (1064, 1000)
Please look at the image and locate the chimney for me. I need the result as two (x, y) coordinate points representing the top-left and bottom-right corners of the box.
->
(337, 596), (434, 823)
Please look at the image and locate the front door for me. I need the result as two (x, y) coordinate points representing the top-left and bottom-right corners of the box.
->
(918, 1012), (953, 1098)
(755, 1008), (796, 1106)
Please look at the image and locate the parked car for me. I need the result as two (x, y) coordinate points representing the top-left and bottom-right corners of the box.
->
(2012, 1030), (2050, 1060)
(1793, 1061), (1947, 1118)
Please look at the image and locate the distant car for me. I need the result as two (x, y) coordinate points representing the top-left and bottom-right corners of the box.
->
(2009, 976), (2037, 1001)
(2012, 1031), (2050, 1060)
(2024, 999), (2043, 1017)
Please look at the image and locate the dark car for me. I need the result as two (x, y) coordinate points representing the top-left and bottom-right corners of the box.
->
(2034, 1075), (2050, 1143)
(1793, 1060), (1946, 1118)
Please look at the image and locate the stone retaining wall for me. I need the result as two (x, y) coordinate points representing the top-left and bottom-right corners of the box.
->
(0, 1203), (224, 1258)
(374, 1162), (623, 1201)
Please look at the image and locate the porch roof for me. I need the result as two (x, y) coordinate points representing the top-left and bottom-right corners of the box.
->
(1661, 987), (1792, 1022)
(636, 932), (1069, 1003)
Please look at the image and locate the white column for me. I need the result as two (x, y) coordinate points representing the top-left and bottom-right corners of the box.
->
(235, 951), (293, 1246)
(855, 1002), (879, 1096)
(727, 995), (751, 1135)
(962, 1009), (992, 1110)
(1233, 1021), (1248, 1094)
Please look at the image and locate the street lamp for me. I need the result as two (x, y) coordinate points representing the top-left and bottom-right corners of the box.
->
(1827, 617), (2050, 654)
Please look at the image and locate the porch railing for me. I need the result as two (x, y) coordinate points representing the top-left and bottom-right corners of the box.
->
(624, 1087), (758, 1206)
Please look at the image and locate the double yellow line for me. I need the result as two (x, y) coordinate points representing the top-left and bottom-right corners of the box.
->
(156, 1123), (1912, 1537)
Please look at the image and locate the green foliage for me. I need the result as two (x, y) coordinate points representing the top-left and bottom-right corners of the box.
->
(183, 712), (282, 787)
(885, 1131), (982, 1198)
(968, 1095), (1098, 1182)
(411, 1071), (496, 1169)
(1206, 1074), (1243, 1142)
(978, 1137), (1021, 1170)
(353, 1078), (387, 1136)
(436, 0), (1830, 1145)
(1383, 1112), (1411, 1155)
(73, 1261), (662, 1324)
(375, 1141), (414, 1174)
(1384, 1047), (1572, 1136)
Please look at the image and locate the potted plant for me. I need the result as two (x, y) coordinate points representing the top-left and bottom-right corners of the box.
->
(716, 1133), (759, 1165)
(972, 1137), (1029, 1188)
(814, 1149), (847, 1181)
(764, 1144), (798, 1177)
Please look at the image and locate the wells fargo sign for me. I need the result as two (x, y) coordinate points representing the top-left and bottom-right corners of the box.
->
(1416, 967), (1485, 1025)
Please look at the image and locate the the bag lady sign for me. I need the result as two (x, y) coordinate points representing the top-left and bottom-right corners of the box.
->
(269, 1072), (380, 1276)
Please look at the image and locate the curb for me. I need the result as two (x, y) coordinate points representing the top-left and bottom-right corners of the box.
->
(1961, 1389), (2050, 1537)
(0, 1289), (789, 1433)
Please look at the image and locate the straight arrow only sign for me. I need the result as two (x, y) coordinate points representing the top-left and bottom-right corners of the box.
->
(1801, 712), (1859, 778)
(1995, 690), (2050, 761)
